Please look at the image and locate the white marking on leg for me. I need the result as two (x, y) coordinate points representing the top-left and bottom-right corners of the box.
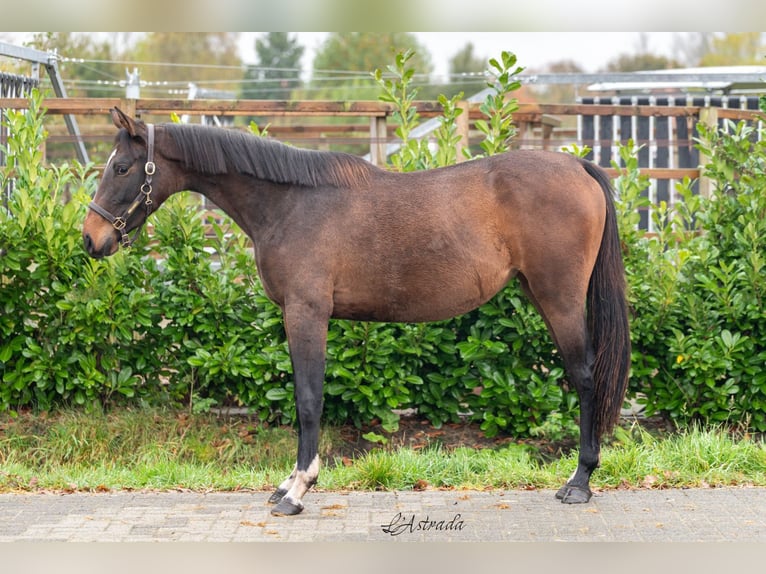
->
(277, 464), (297, 493)
(282, 455), (320, 509)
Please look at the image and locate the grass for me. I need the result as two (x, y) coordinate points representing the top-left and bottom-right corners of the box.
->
(1, 408), (765, 493)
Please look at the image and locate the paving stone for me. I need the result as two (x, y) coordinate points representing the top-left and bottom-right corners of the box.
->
(1, 488), (766, 541)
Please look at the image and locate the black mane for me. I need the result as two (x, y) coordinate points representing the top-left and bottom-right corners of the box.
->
(164, 122), (373, 188)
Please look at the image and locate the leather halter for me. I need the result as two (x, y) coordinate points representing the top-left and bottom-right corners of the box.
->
(88, 123), (156, 248)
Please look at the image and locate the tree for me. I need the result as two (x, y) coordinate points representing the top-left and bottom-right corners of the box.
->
(603, 53), (681, 72)
(532, 60), (585, 105)
(241, 33), (304, 100)
(23, 32), (123, 98)
(128, 33), (243, 97)
(671, 33), (717, 67)
(698, 33), (766, 66)
(449, 42), (486, 76)
(308, 33), (433, 100)
(442, 42), (487, 98)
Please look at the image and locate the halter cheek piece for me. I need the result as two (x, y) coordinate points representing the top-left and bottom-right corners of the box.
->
(88, 123), (156, 248)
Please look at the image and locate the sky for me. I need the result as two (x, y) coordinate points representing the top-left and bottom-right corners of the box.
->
(241, 32), (679, 78)
(2, 31), (680, 83)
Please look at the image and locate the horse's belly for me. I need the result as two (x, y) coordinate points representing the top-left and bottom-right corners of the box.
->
(331, 265), (516, 323)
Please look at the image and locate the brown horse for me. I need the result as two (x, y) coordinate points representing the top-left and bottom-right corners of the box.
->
(83, 108), (630, 516)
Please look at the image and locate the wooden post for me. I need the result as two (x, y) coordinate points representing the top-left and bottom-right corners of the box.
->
(540, 115), (561, 151)
(369, 116), (387, 166)
(456, 100), (470, 162)
(515, 121), (529, 150)
(697, 107), (718, 198)
(120, 98), (137, 120)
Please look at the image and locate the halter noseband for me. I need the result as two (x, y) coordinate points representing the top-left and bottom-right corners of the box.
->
(88, 123), (156, 248)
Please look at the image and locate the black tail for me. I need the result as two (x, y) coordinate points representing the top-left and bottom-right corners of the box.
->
(580, 159), (631, 437)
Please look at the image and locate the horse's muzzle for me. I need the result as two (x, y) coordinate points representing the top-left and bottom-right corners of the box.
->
(82, 231), (115, 259)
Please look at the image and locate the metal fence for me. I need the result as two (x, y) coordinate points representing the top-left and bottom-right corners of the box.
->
(1, 72), (40, 209)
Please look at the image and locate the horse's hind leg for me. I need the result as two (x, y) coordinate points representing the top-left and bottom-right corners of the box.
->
(518, 274), (599, 504)
(554, 337), (599, 504)
(268, 300), (330, 516)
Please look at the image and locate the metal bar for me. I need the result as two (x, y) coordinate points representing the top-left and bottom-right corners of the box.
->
(0, 41), (89, 165)
(0, 41), (52, 65)
(43, 56), (89, 164)
(519, 71), (766, 85)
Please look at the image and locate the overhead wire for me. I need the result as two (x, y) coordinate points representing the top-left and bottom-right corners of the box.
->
(50, 54), (492, 98)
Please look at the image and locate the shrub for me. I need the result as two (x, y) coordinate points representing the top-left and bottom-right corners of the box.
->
(3, 70), (766, 438)
(1, 96), (151, 410)
(623, 117), (766, 431)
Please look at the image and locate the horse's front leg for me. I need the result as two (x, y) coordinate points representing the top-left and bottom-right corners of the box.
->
(269, 300), (330, 516)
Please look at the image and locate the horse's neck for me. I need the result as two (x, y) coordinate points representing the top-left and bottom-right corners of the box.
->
(183, 172), (281, 240)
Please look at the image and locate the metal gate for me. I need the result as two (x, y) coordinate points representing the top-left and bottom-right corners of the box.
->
(1, 71), (40, 208)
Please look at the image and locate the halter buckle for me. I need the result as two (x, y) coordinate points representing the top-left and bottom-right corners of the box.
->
(119, 232), (133, 248)
(145, 161), (156, 176)
(113, 217), (127, 231)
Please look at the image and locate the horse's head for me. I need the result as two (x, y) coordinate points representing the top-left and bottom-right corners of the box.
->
(83, 108), (170, 258)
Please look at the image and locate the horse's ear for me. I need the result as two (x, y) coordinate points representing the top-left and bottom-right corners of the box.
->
(111, 107), (142, 138)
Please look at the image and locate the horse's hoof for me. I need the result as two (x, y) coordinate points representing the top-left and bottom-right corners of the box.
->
(267, 488), (288, 505)
(555, 485), (592, 504)
(271, 497), (304, 516)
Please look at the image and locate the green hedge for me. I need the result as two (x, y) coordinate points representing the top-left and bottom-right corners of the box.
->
(2, 82), (766, 437)
(622, 117), (766, 431)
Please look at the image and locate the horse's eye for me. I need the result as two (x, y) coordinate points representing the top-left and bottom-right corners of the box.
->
(115, 164), (129, 176)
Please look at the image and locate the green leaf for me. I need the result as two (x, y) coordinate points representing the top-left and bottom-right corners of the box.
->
(265, 388), (289, 401)
(362, 431), (388, 445)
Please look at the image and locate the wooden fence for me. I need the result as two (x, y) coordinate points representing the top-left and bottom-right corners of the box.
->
(0, 96), (564, 163)
(1, 96), (763, 230)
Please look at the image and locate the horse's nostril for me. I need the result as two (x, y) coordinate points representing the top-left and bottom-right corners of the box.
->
(83, 233), (103, 258)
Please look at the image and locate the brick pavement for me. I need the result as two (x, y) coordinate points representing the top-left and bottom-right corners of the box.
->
(2, 487), (766, 542)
